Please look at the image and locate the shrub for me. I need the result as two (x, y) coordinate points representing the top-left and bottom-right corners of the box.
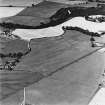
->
(17, 52), (23, 58)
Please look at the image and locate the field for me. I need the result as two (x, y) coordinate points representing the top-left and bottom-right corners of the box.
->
(0, 1), (70, 27)
(0, 29), (105, 105)
(1, 1), (105, 29)
(0, 1), (105, 105)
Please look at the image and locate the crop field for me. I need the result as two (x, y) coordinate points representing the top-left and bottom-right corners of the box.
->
(1, 1), (105, 28)
(0, 1), (105, 105)
(0, 29), (105, 105)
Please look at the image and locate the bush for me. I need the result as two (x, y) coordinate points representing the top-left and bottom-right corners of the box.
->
(0, 53), (5, 58)
(17, 52), (23, 58)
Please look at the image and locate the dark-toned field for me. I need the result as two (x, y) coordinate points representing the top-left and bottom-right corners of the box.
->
(0, 1), (70, 27)
(1, 1), (105, 29)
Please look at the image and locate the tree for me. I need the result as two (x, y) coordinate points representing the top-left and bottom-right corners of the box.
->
(88, 0), (93, 2)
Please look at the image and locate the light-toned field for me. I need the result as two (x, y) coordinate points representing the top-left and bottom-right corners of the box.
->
(0, 7), (24, 18)
(89, 88), (105, 105)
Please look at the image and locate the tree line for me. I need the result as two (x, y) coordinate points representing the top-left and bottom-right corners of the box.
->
(0, 49), (30, 71)
(64, 26), (101, 37)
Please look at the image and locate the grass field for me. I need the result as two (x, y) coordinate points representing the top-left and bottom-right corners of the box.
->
(0, 29), (105, 105)
(0, 1), (105, 105)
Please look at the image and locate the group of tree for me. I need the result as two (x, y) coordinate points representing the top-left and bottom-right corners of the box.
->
(0, 52), (24, 71)
(0, 49), (31, 71)
(64, 26), (101, 37)
(0, 52), (23, 58)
